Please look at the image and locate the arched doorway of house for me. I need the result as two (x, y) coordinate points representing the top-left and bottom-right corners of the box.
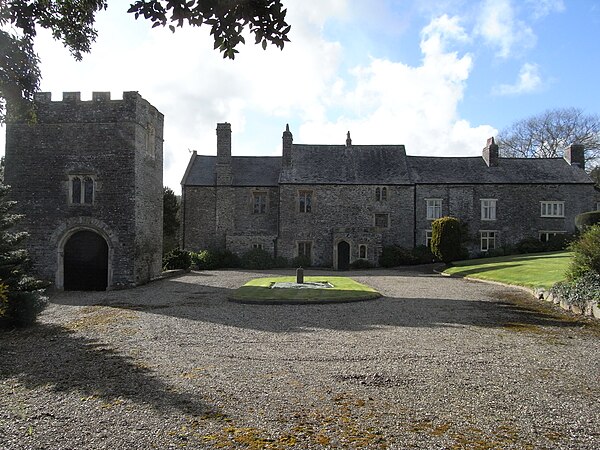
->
(64, 230), (108, 291)
(337, 241), (350, 271)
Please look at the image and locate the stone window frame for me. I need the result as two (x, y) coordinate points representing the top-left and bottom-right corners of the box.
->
(374, 213), (389, 228)
(596, 202), (600, 211)
(426, 198), (442, 220)
(425, 230), (433, 247)
(298, 190), (313, 213)
(359, 244), (367, 259)
(481, 199), (497, 221)
(252, 191), (268, 214)
(375, 186), (388, 202)
(539, 230), (565, 243)
(252, 243), (264, 250)
(68, 174), (96, 205)
(540, 201), (564, 218)
(297, 241), (313, 262)
(480, 230), (497, 252)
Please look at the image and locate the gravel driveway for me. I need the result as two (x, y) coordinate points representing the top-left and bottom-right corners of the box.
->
(1, 267), (599, 449)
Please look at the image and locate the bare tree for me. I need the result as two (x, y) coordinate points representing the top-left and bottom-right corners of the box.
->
(497, 108), (600, 168)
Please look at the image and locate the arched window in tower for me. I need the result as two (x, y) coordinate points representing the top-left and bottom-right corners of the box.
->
(71, 177), (81, 204)
(359, 244), (367, 259)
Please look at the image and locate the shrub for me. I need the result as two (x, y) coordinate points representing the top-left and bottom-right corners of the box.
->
(290, 255), (311, 268)
(515, 237), (546, 254)
(273, 256), (289, 268)
(412, 245), (436, 264)
(162, 248), (191, 270)
(430, 217), (462, 264)
(575, 211), (600, 231)
(551, 271), (600, 309)
(192, 249), (240, 270)
(240, 248), (274, 269)
(349, 259), (373, 269)
(379, 246), (417, 267)
(567, 224), (600, 280)
(545, 233), (573, 251)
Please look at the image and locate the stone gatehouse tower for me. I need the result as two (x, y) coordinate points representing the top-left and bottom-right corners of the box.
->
(4, 91), (163, 290)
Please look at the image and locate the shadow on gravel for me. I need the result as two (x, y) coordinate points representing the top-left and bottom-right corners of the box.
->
(0, 324), (216, 415)
(49, 272), (585, 334)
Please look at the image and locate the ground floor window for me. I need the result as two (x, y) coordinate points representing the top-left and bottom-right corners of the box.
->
(374, 213), (389, 228)
(539, 231), (565, 243)
(298, 241), (312, 261)
(425, 230), (433, 247)
(480, 231), (497, 252)
(252, 243), (264, 250)
(359, 244), (367, 259)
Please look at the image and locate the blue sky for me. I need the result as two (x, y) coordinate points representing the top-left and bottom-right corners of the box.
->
(1, 0), (599, 192)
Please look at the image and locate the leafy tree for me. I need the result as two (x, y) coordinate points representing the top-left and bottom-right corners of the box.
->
(496, 108), (600, 167)
(1, 0), (290, 121)
(163, 186), (180, 254)
(430, 217), (462, 264)
(0, 182), (47, 328)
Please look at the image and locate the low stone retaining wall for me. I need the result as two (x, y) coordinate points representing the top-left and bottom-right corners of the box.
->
(534, 288), (600, 319)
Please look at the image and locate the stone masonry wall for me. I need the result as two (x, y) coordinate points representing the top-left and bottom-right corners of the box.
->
(278, 184), (414, 266)
(182, 186), (217, 250)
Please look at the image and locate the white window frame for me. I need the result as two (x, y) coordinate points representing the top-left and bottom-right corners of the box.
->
(426, 198), (442, 220)
(480, 231), (497, 252)
(539, 231), (566, 243)
(425, 230), (433, 247)
(68, 174), (95, 205)
(252, 243), (264, 250)
(481, 199), (497, 221)
(540, 201), (564, 218)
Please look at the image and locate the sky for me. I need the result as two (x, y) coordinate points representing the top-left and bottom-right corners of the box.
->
(2, 0), (600, 193)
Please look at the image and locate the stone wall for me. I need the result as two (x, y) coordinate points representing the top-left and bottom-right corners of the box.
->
(4, 91), (163, 288)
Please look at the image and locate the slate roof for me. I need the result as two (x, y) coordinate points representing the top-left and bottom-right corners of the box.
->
(181, 154), (281, 186)
(279, 145), (411, 184)
(407, 156), (593, 184)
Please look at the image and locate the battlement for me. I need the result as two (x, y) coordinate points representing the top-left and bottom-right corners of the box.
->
(22, 91), (163, 127)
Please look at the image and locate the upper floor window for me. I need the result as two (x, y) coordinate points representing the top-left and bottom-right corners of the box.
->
(375, 187), (388, 201)
(374, 213), (389, 228)
(481, 199), (497, 221)
(480, 231), (497, 252)
(359, 245), (367, 259)
(426, 199), (442, 220)
(299, 190), (313, 213)
(541, 201), (564, 217)
(70, 175), (94, 205)
(253, 192), (267, 214)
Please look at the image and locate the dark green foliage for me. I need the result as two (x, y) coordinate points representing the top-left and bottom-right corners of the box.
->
(567, 224), (600, 280)
(291, 255), (311, 268)
(192, 249), (240, 270)
(575, 211), (600, 231)
(430, 217), (462, 264)
(349, 259), (373, 269)
(0, 183), (47, 328)
(162, 186), (180, 254)
(412, 245), (436, 264)
(515, 237), (547, 254)
(379, 246), (416, 267)
(162, 248), (191, 270)
(273, 256), (289, 268)
(551, 271), (600, 309)
(240, 248), (274, 270)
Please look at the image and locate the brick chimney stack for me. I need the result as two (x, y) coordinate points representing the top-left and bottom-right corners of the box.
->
(216, 123), (232, 185)
(482, 137), (499, 167)
(564, 143), (585, 170)
(282, 124), (293, 166)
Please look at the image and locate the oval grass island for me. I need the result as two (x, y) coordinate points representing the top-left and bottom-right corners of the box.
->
(229, 276), (381, 305)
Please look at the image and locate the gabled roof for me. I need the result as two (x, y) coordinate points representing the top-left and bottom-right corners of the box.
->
(407, 156), (594, 184)
(279, 144), (411, 184)
(181, 154), (281, 186)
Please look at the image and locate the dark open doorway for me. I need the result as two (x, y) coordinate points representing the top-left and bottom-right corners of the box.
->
(337, 241), (350, 271)
(64, 230), (108, 291)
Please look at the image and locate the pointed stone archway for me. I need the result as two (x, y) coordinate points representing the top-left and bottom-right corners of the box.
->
(63, 230), (109, 291)
(337, 240), (350, 271)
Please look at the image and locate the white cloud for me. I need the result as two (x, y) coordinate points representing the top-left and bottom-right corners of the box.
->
(526, 0), (565, 19)
(494, 62), (543, 95)
(474, 0), (536, 58)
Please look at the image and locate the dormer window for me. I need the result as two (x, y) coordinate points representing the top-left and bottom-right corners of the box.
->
(69, 175), (95, 205)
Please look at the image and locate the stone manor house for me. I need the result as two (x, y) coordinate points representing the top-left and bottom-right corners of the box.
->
(182, 123), (599, 270)
(3, 91), (599, 290)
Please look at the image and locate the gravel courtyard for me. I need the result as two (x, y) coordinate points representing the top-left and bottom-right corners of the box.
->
(1, 268), (599, 449)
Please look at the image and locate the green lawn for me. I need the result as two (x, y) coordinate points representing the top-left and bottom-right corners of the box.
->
(443, 251), (572, 289)
(230, 276), (381, 304)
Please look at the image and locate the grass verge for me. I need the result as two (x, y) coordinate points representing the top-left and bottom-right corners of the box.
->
(230, 276), (381, 304)
(443, 251), (571, 290)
